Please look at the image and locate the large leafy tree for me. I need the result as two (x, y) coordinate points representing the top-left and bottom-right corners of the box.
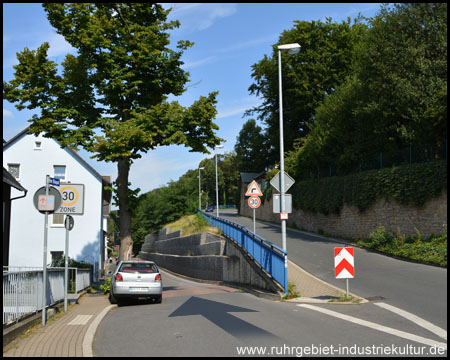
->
(234, 119), (269, 173)
(3, 4), (223, 260)
(287, 3), (447, 175)
(246, 17), (367, 165)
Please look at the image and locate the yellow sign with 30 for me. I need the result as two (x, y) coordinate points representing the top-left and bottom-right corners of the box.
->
(55, 184), (84, 215)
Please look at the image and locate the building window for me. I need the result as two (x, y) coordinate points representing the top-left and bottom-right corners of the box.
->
(7, 164), (20, 180)
(52, 214), (65, 226)
(53, 165), (66, 181)
(34, 141), (42, 150)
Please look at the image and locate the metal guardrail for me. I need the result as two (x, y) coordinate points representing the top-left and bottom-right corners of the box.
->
(2, 267), (92, 326)
(198, 210), (287, 293)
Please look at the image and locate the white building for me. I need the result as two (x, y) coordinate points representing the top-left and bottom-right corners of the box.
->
(3, 127), (111, 280)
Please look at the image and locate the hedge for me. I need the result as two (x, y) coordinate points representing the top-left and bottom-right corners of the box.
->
(290, 160), (447, 215)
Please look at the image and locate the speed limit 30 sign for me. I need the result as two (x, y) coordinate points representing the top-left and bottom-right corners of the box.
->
(248, 195), (261, 209)
(54, 184), (85, 215)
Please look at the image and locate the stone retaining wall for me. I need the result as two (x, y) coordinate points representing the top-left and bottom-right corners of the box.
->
(240, 190), (447, 239)
(138, 228), (280, 293)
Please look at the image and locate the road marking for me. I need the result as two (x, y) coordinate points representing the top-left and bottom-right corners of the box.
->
(297, 304), (447, 349)
(375, 302), (447, 340)
(68, 315), (92, 325)
(83, 305), (116, 357)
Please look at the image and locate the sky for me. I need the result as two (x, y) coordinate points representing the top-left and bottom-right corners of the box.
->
(3, 3), (383, 204)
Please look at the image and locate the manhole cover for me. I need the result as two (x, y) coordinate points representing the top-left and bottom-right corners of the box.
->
(365, 296), (385, 301)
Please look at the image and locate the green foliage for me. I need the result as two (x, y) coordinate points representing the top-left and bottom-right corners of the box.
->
(358, 225), (447, 267)
(131, 152), (239, 253)
(3, 4), (223, 260)
(234, 119), (269, 172)
(292, 161), (447, 215)
(100, 277), (111, 295)
(51, 256), (93, 269)
(290, 3), (447, 172)
(246, 17), (367, 165)
(281, 282), (300, 300)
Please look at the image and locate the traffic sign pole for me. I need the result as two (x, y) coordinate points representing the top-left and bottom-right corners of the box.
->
(64, 216), (74, 312)
(42, 175), (49, 326)
(253, 208), (256, 234)
(64, 225), (69, 312)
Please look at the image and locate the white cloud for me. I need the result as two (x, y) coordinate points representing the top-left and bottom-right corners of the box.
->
(216, 97), (262, 119)
(165, 3), (237, 32)
(217, 35), (278, 54)
(182, 55), (216, 69)
(3, 109), (14, 118)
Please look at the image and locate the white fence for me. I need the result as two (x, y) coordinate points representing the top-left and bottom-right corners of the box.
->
(3, 267), (92, 326)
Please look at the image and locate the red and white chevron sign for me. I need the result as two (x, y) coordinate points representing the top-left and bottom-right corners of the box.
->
(334, 247), (354, 279)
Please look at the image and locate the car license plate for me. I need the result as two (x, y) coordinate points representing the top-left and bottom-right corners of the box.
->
(130, 287), (147, 292)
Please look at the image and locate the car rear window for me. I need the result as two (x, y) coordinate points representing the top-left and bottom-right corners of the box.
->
(119, 263), (158, 273)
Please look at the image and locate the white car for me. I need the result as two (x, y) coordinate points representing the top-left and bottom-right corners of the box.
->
(109, 260), (163, 305)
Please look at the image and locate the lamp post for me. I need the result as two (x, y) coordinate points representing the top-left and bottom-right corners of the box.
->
(215, 145), (224, 217)
(198, 167), (204, 210)
(277, 43), (300, 253)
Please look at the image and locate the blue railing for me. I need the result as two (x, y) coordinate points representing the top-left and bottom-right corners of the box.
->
(198, 210), (287, 293)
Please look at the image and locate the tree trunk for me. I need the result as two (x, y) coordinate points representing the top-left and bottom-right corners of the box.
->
(117, 158), (133, 260)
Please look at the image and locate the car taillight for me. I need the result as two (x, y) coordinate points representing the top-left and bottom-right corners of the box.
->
(155, 274), (161, 282)
(115, 273), (123, 281)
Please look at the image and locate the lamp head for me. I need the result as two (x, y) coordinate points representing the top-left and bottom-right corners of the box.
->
(278, 43), (301, 54)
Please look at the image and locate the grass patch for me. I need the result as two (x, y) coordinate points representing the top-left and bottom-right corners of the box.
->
(328, 292), (362, 304)
(355, 225), (447, 267)
(163, 214), (221, 237)
(281, 282), (300, 300)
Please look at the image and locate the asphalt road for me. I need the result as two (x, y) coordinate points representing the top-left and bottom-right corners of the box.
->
(94, 269), (446, 357)
(218, 209), (447, 330)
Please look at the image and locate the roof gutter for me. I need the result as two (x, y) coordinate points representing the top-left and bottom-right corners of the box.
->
(10, 189), (28, 202)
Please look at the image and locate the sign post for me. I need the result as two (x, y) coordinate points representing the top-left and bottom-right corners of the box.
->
(32, 176), (62, 326)
(246, 182), (262, 235)
(64, 215), (74, 312)
(334, 247), (354, 297)
(248, 196), (261, 233)
(42, 176), (49, 327)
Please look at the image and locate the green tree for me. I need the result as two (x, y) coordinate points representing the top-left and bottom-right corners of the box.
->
(3, 4), (223, 260)
(234, 119), (269, 172)
(353, 3), (447, 147)
(246, 17), (367, 165)
(288, 3), (447, 175)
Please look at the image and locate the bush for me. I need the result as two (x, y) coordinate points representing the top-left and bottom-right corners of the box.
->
(100, 277), (111, 294)
(357, 225), (447, 266)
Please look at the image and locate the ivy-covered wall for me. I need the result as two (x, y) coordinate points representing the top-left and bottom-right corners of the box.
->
(241, 161), (447, 239)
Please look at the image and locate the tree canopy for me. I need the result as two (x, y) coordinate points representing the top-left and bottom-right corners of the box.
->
(245, 17), (367, 165)
(3, 3), (223, 260)
(286, 3), (447, 176)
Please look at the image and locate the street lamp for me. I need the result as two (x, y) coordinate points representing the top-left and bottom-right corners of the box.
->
(278, 43), (300, 253)
(198, 167), (204, 210)
(215, 145), (224, 217)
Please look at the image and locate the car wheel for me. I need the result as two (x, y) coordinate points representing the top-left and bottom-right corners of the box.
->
(154, 295), (162, 304)
(109, 291), (117, 305)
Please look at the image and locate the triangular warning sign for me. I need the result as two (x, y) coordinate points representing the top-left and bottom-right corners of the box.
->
(245, 180), (263, 196)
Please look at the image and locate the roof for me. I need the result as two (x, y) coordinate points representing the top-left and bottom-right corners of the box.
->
(240, 173), (260, 183)
(3, 167), (27, 192)
(240, 171), (266, 183)
(3, 126), (110, 186)
(4, 126), (111, 208)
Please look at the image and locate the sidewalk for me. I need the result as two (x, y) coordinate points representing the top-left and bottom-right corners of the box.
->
(3, 289), (115, 357)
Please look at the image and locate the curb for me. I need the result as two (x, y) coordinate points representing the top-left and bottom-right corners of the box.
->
(82, 304), (116, 357)
(287, 260), (368, 304)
